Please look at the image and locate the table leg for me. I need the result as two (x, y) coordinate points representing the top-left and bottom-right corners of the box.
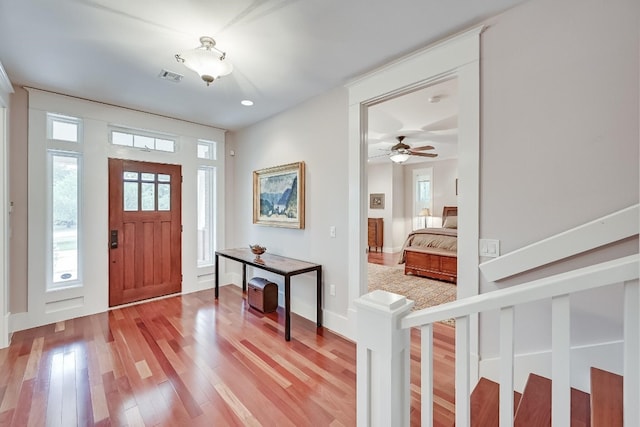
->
(285, 276), (291, 341)
(242, 263), (247, 293)
(215, 254), (219, 299)
(317, 267), (322, 327)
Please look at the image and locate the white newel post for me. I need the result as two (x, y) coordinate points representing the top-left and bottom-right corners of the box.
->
(355, 290), (414, 427)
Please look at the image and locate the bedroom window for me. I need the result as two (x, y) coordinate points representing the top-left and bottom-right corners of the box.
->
(413, 167), (433, 229)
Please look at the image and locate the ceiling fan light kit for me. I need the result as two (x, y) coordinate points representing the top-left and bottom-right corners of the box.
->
(175, 36), (233, 86)
(388, 135), (438, 163)
(390, 151), (411, 163)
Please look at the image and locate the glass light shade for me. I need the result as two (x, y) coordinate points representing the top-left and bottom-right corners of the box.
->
(389, 152), (410, 163)
(180, 48), (232, 79)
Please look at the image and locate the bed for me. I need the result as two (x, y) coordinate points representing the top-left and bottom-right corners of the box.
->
(398, 206), (458, 283)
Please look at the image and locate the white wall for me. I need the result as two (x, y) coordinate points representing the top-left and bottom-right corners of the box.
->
(478, 0), (639, 384)
(226, 87), (350, 328)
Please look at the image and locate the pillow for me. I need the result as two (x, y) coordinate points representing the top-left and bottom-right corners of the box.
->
(443, 215), (458, 229)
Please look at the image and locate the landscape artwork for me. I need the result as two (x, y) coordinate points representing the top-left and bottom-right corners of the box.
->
(253, 161), (305, 229)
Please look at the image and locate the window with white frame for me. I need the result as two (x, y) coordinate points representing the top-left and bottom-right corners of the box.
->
(50, 152), (81, 288)
(110, 127), (176, 153)
(413, 168), (433, 230)
(197, 139), (216, 160)
(197, 166), (216, 267)
(47, 113), (82, 143)
(47, 112), (84, 290)
(197, 138), (218, 268)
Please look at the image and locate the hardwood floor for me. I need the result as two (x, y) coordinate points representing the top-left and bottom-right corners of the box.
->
(0, 285), (455, 426)
(367, 251), (400, 266)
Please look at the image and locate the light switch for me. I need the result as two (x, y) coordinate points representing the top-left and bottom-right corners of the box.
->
(330, 226), (336, 238)
(479, 239), (500, 257)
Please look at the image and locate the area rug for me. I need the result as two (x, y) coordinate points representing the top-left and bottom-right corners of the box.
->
(367, 262), (456, 324)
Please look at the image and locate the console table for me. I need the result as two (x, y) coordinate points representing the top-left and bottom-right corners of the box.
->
(215, 248), (322, 341)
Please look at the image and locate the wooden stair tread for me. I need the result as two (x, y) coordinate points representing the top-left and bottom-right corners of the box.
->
(590, 367), (623, 427)
(514, 373), (551, 427)
(513, 373), (592, 427)
(470, 377), (522, 427)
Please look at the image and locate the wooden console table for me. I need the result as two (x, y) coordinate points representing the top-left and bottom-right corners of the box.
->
(215, 248), (322, 341)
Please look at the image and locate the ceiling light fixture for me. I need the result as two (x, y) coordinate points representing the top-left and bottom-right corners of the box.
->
(389, 151), (410, 163)
(175, 36), (232, 86)
(241, 100), (254, 106)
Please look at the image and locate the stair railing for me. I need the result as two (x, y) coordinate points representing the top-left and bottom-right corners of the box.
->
(355, 205), (639, 427)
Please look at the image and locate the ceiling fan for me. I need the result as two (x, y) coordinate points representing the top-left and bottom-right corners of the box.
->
(389, 136), (437, 163)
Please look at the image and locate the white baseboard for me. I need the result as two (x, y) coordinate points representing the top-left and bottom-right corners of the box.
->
(479, 340), (624, 393)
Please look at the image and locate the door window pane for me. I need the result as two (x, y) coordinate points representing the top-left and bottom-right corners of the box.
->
(158, 183), (170, 211)
(158, 174), (170, 182)
(141, 183), (155, 211)
(141, 173), (155, 182)
(51, 154), (79, 287)
(124, 182), (139, 211)
(123, 171), (138, 180)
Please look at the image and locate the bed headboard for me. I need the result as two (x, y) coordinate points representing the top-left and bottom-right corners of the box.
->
(442, 206), (457, 219)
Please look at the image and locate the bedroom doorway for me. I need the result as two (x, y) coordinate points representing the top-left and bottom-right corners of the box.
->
(347, 26), (482, 358)
(364, 77), (460, 311)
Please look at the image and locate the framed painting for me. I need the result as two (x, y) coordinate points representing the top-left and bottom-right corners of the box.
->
(253, 161), (305, 229)
(369, 193), (385, 209)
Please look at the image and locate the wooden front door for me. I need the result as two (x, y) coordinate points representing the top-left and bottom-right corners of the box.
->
(108, 159), (182, 306)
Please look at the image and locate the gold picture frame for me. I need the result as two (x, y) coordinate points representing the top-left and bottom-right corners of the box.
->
(253, 161), (305, 229)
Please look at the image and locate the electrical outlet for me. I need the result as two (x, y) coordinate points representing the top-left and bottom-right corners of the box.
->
(329, 284), (336, 296)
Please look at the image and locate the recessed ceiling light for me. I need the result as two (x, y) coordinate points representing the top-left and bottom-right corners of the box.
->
(241, 100), (254, 106)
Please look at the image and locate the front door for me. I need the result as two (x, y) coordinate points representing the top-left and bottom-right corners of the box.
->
(108, 158), (182, 306)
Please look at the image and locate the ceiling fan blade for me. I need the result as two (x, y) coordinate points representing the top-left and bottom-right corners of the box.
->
(411, 152), (438, 158)
(409, 145), (435, 152)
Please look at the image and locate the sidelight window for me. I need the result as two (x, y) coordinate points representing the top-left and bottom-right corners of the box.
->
(49, 151), (82, 289)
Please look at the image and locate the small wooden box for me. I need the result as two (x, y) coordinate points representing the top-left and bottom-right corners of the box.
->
(247, 277), (278, 313)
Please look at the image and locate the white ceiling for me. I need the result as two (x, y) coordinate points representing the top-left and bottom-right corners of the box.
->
(0, 0), (525, 131)
(368, 78), (459, 165)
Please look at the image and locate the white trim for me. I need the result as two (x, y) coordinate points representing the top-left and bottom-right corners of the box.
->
(0, 75), (10, 348)
(0, 62), (13, 106)
(480, 204), (640, 282)
(345, 25), (483, 351)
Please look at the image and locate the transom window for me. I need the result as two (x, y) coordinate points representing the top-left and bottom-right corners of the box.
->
(197, 140), (216, 160)
(123, 171), (171, 212)
(110, 127), (176, 153)
(47, 113), (81, 143)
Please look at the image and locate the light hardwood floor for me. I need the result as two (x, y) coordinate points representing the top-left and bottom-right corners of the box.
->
(0, 285), (455, 426)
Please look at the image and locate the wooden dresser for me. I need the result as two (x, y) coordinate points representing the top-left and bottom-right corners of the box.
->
(368, 218), (383, 252)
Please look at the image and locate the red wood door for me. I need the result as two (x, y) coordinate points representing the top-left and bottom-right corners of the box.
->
(108, 159), (182, 306)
